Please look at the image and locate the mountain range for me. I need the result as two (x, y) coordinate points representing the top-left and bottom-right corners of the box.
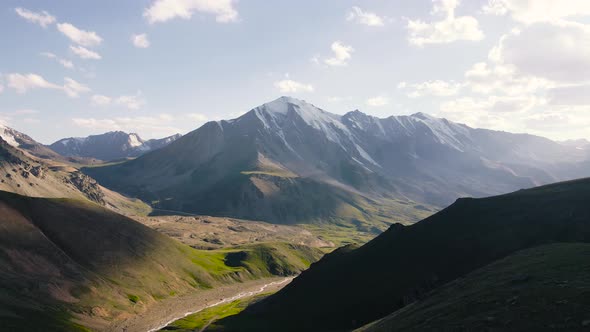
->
(85, 97), (590, 230)
(49, 131), (181, 161)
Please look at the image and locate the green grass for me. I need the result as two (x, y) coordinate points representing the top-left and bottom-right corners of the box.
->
(127, 294), (140, 304)
(161, 293), (269, 331)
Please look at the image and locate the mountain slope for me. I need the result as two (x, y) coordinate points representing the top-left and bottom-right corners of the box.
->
(0, 134), (150, 216)
(0, 124), (73, 162)
(357, 243), (590, 332)
(49, 131), (181, 161)
(85, 97), (589, 227)
(0, 191), (323, 331)
(211, 178), (590, 331)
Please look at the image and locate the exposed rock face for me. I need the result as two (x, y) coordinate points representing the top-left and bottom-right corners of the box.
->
(67, 172), (106, 205)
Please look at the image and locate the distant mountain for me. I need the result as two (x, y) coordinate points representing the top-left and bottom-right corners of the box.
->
(86, 97), (590, 229)
(0, 190), (322, 331)
(561, 138), (590, 151)
(49, 131), (181, 161)
(212, 178), (590, 331)
(1, 124), (81, 163)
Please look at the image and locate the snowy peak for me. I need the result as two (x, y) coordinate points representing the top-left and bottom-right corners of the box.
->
(49, 132), (181, 161)
(0, 125), (20, 147)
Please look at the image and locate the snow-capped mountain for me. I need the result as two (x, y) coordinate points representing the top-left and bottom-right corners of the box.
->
(86, 97), (590, 226)
(0, 124), (66, 161)
(49, 131), (181, 161)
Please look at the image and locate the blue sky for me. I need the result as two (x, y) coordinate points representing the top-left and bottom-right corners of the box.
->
(1, 0), (590, 143)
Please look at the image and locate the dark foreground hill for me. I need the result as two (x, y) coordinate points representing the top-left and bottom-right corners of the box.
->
(0, 191), (322, 331)
(210, 178), (590, 331)
(357, 243), (590, 331)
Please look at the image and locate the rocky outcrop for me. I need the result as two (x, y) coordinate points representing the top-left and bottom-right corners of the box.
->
(66, 172), (106, 205)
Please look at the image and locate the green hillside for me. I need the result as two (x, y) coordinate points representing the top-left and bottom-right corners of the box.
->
(0, 191), (322, 331)
(210, 178), (590, 331)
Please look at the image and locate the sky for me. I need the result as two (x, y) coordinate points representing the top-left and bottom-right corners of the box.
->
(1, 0), (590, 144)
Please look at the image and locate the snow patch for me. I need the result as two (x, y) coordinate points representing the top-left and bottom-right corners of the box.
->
(0, 126), (20, 147)
(355, 144), (381, 167)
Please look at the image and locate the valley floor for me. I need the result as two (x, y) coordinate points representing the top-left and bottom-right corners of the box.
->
(105, 277), (292, 332)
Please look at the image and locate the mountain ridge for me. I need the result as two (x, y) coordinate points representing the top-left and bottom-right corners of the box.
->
(85, 97), (590, 229)
(49, 131), (181, 161)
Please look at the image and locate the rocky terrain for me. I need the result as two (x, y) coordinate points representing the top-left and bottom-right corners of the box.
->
(134, 215), (333, 249)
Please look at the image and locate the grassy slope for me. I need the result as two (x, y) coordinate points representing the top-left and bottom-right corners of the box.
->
(212, 178), (590, 331)
(0, 191), (323, 331)
(358, 243), (590, 332)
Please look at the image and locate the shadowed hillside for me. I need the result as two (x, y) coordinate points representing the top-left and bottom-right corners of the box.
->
(210, 178), (590, 331)
(0, 191), (323, 331)
(357, 243), (590, 331)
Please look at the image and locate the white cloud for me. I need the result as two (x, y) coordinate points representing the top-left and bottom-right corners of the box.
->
(482, 0), (590, 24)
(187, 113), (208, 122)
(72, 114), (182, 137)
(464, 62), (552, 95)
(441, 95), (540, 114)
(91, 94), (112, 106)
(57, 23), (103, 47)
(7, 73), (90, 98)
(144, 0), (239, 24)
(274, 79), (314, 93)
(347, 7), (385, 26)
(63, 78), (91, 98)
(398, 80), (463, 97)
(490, 21), (590, 83)
(90, 92), (145, 109)
(70, 45), (102, 60)
(324, 41), (354, 66)
(547, 84), (590, 106)
(116, 92), (146, 110)
(482, 0), (509, 15)
(7, 73), (61, 93)
(132, 33), (150, 48)
(407, 0), (484, 46)
(366, 96), (389, 107)
(40, 52), (74, 69)
(15, 8), (55, 28)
